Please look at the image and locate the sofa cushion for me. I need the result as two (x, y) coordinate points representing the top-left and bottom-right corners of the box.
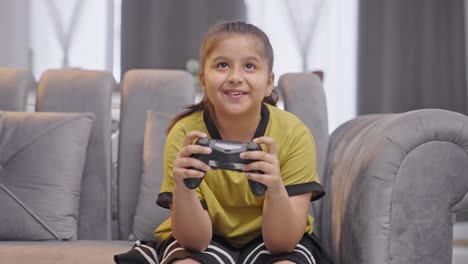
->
(0, 240), (133, 264)
(130, 111), (171, 241)
(0, 111), (94, 240)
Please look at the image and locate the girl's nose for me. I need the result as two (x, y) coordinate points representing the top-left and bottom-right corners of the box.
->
(228, 68), (243, 84)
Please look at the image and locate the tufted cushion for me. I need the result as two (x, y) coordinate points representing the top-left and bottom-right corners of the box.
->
(130, 111), (172, 241)
(0, 111), (94, 240)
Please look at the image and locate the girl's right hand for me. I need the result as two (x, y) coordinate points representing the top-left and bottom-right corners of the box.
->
(173, 131), (212, 189)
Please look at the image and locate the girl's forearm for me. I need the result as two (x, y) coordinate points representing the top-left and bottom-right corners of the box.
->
(171, 184), (212, 252)
(262, 186), (308, 254)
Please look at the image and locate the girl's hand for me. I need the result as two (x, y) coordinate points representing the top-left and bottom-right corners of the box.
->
(173, 131), (212, 189)
(241, 137), (283, 193)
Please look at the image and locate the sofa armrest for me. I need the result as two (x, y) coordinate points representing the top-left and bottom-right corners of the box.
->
(318, 109), (468, 264)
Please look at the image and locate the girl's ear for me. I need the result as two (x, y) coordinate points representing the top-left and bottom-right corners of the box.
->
(265, 72), (275, 96)
(199, 72), (205, 90)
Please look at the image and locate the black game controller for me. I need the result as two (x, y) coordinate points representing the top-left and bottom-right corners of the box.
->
(184, 138), (268, 196)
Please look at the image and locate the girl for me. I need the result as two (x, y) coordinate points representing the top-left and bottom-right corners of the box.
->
(155, 21), (330, 264)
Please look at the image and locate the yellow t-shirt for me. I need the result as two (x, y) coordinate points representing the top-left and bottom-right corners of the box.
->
(154, 104), (324, 248)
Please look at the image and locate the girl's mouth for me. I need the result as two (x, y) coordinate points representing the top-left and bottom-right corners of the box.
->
(224, 91), (247, 100)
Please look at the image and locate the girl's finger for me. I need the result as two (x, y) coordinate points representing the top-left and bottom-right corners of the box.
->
(253, 136), (277, 155)
(175, 157), (211, 172)
(240, 150), (275, 164)
(244, 171), (268, 185)
(178, 144), (212, 158)
(243, 161), (273, 175)
(173, 167), (205, 179)
(182, 131), (208, 147)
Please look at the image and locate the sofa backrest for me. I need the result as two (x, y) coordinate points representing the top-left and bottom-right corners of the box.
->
(117, 69), (195, 239)
(0, 68), (34, 111)
(35, 69), (115, 240)
(278, 72), (329, 182)
(278, 72), (329, 223)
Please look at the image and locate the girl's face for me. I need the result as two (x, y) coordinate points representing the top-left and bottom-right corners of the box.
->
(199, 35), (274, 119)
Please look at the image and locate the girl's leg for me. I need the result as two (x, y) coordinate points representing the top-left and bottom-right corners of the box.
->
(158, 236), (238, 264)
(238, 233), (331, 264)
(173, 259), (201, 264)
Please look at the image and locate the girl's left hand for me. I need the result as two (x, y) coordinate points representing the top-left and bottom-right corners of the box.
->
(240, 137), (283, 193)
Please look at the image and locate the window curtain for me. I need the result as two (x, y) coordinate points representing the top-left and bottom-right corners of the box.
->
(120, 0), (246, 81)
(357, 0), (467, 115)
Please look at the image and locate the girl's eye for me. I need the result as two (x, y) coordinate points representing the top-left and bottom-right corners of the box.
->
(217, 62), (228, 69)
(245, 63), (256, 70)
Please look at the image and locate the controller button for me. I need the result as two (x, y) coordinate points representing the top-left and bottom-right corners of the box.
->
(247, 142), (258, 151)
(198, 138), (210, 146)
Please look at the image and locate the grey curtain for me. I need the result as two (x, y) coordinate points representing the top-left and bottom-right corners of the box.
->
(121, 0), (246, 81)
(357, 0), (466, 115)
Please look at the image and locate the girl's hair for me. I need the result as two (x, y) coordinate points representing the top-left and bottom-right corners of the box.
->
(167, 21), (278, 134)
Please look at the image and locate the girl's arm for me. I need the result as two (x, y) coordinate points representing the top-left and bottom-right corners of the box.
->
(262, 187), (312, 254)
(170, 185), (212, 252)
(170, 131), (213, 252)
(242, 136), (312, 254)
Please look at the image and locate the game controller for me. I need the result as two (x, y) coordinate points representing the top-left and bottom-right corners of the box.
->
(184, 138), (268, 196)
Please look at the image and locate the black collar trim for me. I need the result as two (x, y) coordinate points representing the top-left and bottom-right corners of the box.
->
(203, 104), (270, 140)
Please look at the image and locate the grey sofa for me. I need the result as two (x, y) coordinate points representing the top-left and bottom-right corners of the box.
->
(0, 68), (195, 263)
(319, 110), (468, 264)
(0, 67), (35, 111)
(0, 68), (467, 264)
(0, 69), (132, 263)
(279, 73), (468, 264)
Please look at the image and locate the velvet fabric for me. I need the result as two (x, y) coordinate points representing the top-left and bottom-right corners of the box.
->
(0, 68), (34, 111)
(0, 111), (94, 240)
(36, 69), (116, 240)
(118, 69), (195, 239)
(319, 109), (468, 263)
(131, 111), (172, 241)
